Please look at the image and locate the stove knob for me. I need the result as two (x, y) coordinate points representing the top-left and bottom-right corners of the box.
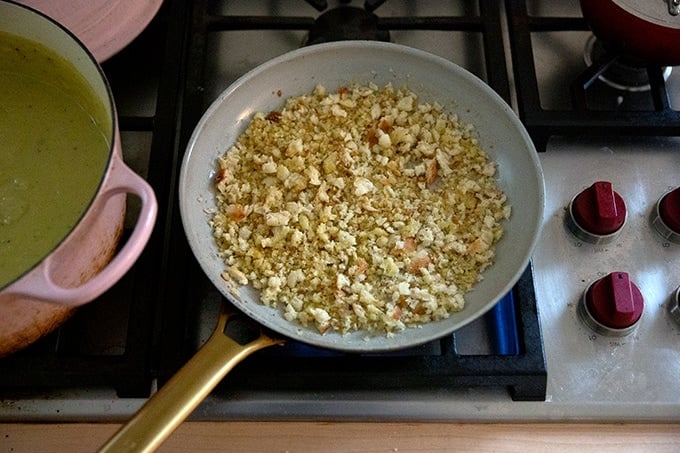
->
(652, 187), (680, 244)
(669, 287), (680, 326)
(567, 181), (626, 244)
(578, 272), (644, 336)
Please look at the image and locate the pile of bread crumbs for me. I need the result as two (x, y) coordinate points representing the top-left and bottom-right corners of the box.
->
(210, 82), (509, 335)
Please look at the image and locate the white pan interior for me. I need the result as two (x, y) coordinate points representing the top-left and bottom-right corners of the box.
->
(179, 41), (544, 352)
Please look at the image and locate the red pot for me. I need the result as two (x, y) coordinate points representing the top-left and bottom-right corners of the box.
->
(580, 0), (680, 66)
(0, 1), (157, 356)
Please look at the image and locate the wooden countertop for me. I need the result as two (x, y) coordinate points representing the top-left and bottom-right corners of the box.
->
(2, 422), (679, 452)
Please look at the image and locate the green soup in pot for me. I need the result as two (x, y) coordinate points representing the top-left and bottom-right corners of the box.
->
(0, 31), (111, 289)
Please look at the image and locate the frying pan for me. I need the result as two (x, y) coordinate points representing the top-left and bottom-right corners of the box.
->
(101, 41), (544, 451)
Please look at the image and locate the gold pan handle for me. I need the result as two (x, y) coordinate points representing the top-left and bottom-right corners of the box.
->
(100, 304), (283, 452)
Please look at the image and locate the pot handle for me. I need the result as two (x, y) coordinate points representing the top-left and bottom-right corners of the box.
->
(100, 305), (283, 452)
(6, 154), (157, 306)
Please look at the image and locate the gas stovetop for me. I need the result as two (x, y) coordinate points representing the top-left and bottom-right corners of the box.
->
(1, 0), (679, 423)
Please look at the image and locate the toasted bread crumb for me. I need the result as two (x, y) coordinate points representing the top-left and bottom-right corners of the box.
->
(211, 83), (509, 335)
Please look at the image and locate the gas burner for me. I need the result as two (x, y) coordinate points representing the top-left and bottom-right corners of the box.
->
(583, 35), (671, 93)
(304, 5), (390, 45)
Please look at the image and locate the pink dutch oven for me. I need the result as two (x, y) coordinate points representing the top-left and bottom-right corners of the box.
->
(0, 1), (157, 356)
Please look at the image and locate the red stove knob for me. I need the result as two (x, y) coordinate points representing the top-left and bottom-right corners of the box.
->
(578, 272), (644, 336)
(567, 181), (626, 244)
(652, 187), (680, 244)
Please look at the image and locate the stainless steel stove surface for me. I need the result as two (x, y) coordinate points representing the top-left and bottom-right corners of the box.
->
(1, 0), (679, 423)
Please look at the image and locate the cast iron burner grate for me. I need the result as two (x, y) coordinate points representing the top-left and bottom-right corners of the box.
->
(506, 0), (680, 152)
(0, 0), (547, 405)
(168, 0), (546, 402)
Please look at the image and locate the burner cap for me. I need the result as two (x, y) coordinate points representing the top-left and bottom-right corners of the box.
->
(583, 35), (671, 92)
(305, 6), (390, 46)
